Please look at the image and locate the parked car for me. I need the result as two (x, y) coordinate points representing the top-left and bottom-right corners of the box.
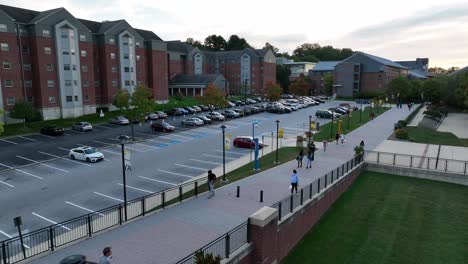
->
(329, 107), (347, 115)
(151, 122), (176, 132)
(312, 97), (325, 103)
(223, 109), (240, 118)
(166, 108), (183, 116)
(207, 112), (225, 121)
(339, 103), (359, 111)
(181, 117), (204, 126)
(69, 147), (104, 163)
(247, 98), (257, 104)
(233, 136), (263, 149)
(197, 115), (212, 124)
(192, 106), (202, 112)
(155, 111), (168, 118)
(72, 122), (93, 132)
(232, 109), (245, 117)
(235, 100), (245, 106)
(109, 116), (129, 125)
(40, 125), (65, 136)
(148, 113), (160, 120)
(199, 105), (210, 111)
(315, 109), (338, 119)
(183, 107), (196, 114)
(227, 101), (236, 107)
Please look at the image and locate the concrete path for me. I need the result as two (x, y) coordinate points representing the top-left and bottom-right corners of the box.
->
(375, 140), (468, 160)
(437, 113), (468, 138)
(31, 106), (416, 264)
(408, 105), (426, 126)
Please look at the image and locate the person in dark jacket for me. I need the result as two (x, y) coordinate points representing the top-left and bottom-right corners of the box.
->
(290, 169), (299, 194)
(207, 170), (217, 198)
(306, 149), (313, 169)
(296, 149), (304, 168)
(335, 133), (340, 145)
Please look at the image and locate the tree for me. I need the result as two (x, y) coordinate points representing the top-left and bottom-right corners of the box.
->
(422, 79), (441, 103)
(288, 75), (310, 96)
(265, 81), (282, 102)
(112, 86), (154, 140)
(0, 110), (4, 135)
(225, 35), (250, 51)
(276, 64), (291, 93)
(387, 77), (410, 100)
(408, 79), (423, 101)
(292, 43), (353, 62)
(186, 37), (204, 49)
(454, 72), (468, 110)
(204, 35), (226, 51)
(324, 73), (334, 95)
(198, 84), (227, 108)
(263, 42), (279, 55)
(9, 101), (36, 127)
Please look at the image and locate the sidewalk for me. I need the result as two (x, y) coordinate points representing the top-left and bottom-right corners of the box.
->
(32, 106), (415, 264)
(407, 105), (426, 126)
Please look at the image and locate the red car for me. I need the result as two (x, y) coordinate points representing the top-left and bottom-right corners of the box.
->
(233, 136), (263, 149)
(151, 122), (175, 132)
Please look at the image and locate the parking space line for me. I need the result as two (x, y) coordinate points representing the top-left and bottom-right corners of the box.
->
(117, 183), (152, 194)
(159, 135), (190, 142)
(136, 132), (154, 137)
(193, 127), (220, 134)
(65, 201), (104, 216)
(32, 212), (71, 231)
(99, 149), (120, 155)
(16, 155), (69, 173)
(215, 150), (245, 155)
(0, 138), (18, 145)
(0, 181), (14, 187)
(16, 169), (44, 179)
(133, 142), (158, 149)
(18, 136), (38, 142)
(138, 176), (177, 186)
(174, 163), (209, 171)
(167, 134), (193, 140)
(35, 133), (55, 139)
(93, 140), (113, 146)
(40, 151), (93, 167)
(0, 162), (13, 169)
(0, 229), (30, 248)
(158, 169), (193, 178)
(190, 159), (222, 165)
(203, 154), (235, 160)
(107, 138), (119, 141)
(93, 192), (123, 202)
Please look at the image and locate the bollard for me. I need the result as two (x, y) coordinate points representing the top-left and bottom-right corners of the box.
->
(260, 190), (263, 202)
(194, 181), (198, 197)
(236, 186), (240, 197)
(300, 189), (303, 205)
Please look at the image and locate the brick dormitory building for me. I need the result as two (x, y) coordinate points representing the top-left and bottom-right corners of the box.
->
(0, 4), (276, 121)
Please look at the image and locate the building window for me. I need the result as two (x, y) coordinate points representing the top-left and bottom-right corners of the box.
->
(61, 31), (68, 38)
(84, 95), (89, 101)
(123, 54), (129, 60)
(75, 96), (79, 101)
(82, 65), (88, 72)
(42, 30), (50, 37)
(81, 50), (87, 57)
(112, 66), (117, 72)
(83, 80), (89, 87)
(23, 64), (31, 70)
(0, 24), (7, 32)
(110, 53), (115, 59)
(109, 38), (115, 44)
(131, 67), (134, 72)
(66, 96), (73, 102)
(112, 80), (117, 87)
(125, 80), (130, 86)
(94, 80), (100, 87)
(1, 43), (9, 51)
(79, 35), (86, 41)
(44, 47), (52, 54)
(47, 80), (54, 88)
(74, 80), (78, 86)
(65, 80), (72, 86)
(5, 80), (13, 87)
(72, 65), (77, 71)
(24, 80), (32, 87)
(136, 42), (140, 47)
(27, 96), (33, 103)
(7, 97), (15, 105)
(124, 67), (130, 72)
(64, 64), (71, 71)
(46, 64), (53, 71)
(63, 50), (69, 55)
(123, 42), (128, 46)
(136, 55), (140, 61)
(22, 46), (29, 54)
(48, 96), (56, 103)
(3, 61), (11, 69)
(70, 49), (75, 55)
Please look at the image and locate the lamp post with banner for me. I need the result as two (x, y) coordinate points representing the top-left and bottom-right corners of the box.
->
(118, 134), (130, 221)
(221, 125), (228, 182)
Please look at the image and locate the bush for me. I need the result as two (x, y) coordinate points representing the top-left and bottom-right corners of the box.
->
(423, 110), (442, 119)
(397, 120), (407, 127)
(297, 135), (304, 142)
(354, 145), (364, 155)
(395, 129), (409, 140)
(26, 109), (42, 122)
(174, 92), (185, 101)
(195, 251), (221, 264)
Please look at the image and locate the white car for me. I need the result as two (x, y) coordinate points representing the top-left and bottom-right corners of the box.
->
(207, 112), (225, 121)
(181, 117), (204, 126)
(148, 113), (159, 120)
(72, 122), (93, 131)
(69, 147), (104, 163)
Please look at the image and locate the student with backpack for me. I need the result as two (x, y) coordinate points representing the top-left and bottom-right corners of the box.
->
(207, 170), (217, 198)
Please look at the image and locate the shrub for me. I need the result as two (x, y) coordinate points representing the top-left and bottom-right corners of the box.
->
(354, 145), (364, 155)
(174, 92), (185, 101)
(195, 251), (221, 264)
(297, 135), (304, 142)
(423, 110), (442, 119)
(397, 120), (407, 127)
(395, 129), (409, 140)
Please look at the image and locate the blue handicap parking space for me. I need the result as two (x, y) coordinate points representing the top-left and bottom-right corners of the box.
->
(170, 140), (181, 144)
(158, 143), (170, 147)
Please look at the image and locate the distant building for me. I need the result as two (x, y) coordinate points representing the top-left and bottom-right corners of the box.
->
(169, 74), (228, 96)
(283, 62), (316, 80)
(308, 61), (341, 94)
(396, 58), (434, 79)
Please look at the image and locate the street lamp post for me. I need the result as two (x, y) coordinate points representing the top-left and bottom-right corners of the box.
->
(360, 102), (362, 123)
(347, 111), (350, 131)
(118, 134), (130, 222)
(330, 110), (335, 140)
(275, 120), (280, 163)
(308, 115), (312, 143)
(221, 125), (227, 182)
(252, 120), (259, 170)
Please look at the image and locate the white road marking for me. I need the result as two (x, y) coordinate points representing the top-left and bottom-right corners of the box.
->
(158, 169), (193, 178)
(32, 212), (71, 231)
(145, 138), (169, 144)
(138, 176), (177, 186)
(58, 147), (71, 151)
(194, 127), (221, 133)
(0, 181), (14, 187)
(93, 192), (123, 202)
(65, 201), (104, 216)
(0, 162), (13, 169)
(227, 121), (250, 125)
(99, 149), (120, 155)
(93, 140), (113, 146)
(117, 183), (152, 194)
(16, 155), (69, 173)
(18, 136), (38, 142)
(190, 159), (222, 165)
(203, 154), (235, 160)
(133, 142), (158, 148)
(166, 134), (193, 140)
(283, 127), (305, 132)
(215, 150), (245, 155)
(174, 163), (209, 171)
(0, 138), (18, 145)
(0, 230), (30, 248)
(35, 133), (55, 139)
(159, 135), (190, 142)
(107, 138), (119, 141)
(16, 169), (44, 180)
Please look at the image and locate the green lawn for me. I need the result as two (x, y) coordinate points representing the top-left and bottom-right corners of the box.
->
(282, 171), (468, 264)
(313, 106), (390, 142)
(405, 126), (468, 147)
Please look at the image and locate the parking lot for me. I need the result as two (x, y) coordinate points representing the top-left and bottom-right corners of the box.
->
(0, 100), (343, 241)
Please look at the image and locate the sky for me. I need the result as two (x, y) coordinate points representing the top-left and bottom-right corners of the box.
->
(2, 0), (468, 68)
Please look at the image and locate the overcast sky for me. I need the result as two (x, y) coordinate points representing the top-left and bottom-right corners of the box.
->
(3, 0), (468, 68)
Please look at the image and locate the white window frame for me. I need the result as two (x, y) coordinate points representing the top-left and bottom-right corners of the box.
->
(112, 80), (117, 87)
(44, 47), (52, 55)
(110, 53), (116, 59)
(1, 43), (9, 51)
(109, 38), (115, 44)
(65, 80), (72, 87)
(46, 64), (53, 71)
(84, 95), (89, 101)
(136, 55), (140, 61)
(3, 61), (11, 69)
(48, 96), (56, 103)
(47, 80), (55, 88)
(83, 80), (89, 87)
(79, 35), (86, 41)
(7, 97), (15, 105)
(80, 50), (87, 57)
(82, 65), (88, 72)
(42, 30), (50, 37)
(24, 80), (32, 87)
(0, 24), (7, 32)
(4, 80), (13, 87)
(23, 64), (31, 70)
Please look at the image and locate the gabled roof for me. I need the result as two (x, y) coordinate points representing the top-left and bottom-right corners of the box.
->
(98, 20), (124, 34)
(166, 40), (193, 52)
(170, 74), (222, 85)
(0, 4), (38, 23)
(135, 29), (162, 41)
(409, 70), (428, 79)
(312, 61), (341, 71)
(254, 48), (269, 57)
(357, 52), (407, 69)
(78, 19), (101, 33)
(29, 7), (62, 23)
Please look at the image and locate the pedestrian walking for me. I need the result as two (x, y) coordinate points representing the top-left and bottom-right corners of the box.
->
(207, 170), (217, 198)
(360, 140), (365, 154)
(323, 140), (327, 152)
(306, 149), (313, 169)
(335, 133), (340, 145)
(99, 247), (112, 264)
(290, 169), (298, 194)
(310, 141), (316, 159)
(296, 149), (304, 168)
(340, 133), (346, 144)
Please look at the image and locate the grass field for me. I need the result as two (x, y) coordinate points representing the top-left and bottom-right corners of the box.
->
(282, 171), (468, 264)
(405, 126), (468, 147)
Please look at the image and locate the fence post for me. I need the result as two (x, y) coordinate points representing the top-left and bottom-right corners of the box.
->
(309, 183), (313, 199)
(194, 181), (198, 197)
(331, 172), (334, 184)
(393, 154), (396, 165)
(278, 202), (282, 221)
(342, 164), (345, 175)
(410, 156), (413, 168)
(118, 204), (123, 225)
(179, 186), (183, 202)
(290, 195), (293, 213)
(260, 190), (263, 203)
(465, 161), (467, 175)
(141, 197), (146, 216)
(317, 178), (320, 193)
(445, 160), (448, 172)
(377, 152), (380, 163)
(337, 167), (340, 178)
(225, 233), (231, 258)
(346, 161), (349, 172)
(49, 226), (54, 252)
(325, 174), (328, 188)
(162, 192), (166, 209)
(427, 158), (430, 169)
(87, 214), (92, 237)
(236, 186), (240, 197)
(2, 241), (7, 264)
(247, 218), (251, 243)
(300, 189), (303, 205)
